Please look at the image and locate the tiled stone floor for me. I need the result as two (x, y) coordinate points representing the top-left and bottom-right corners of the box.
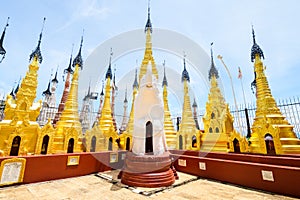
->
(0, 171), (297, 200)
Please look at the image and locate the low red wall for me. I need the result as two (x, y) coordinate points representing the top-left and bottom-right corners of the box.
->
(0, 151), (126, 184)
(171, 152), (300, 198)
(1, 150), (299, 198)
(170, 150), (300, 167)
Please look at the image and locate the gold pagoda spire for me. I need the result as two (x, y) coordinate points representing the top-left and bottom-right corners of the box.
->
(249, 27), (300, 154)
(95, 80), (104, 123)
(53, 35), (84, 153)
(111, 66), (118, 131)
(4, 18), (46, 121)
(55, 36), (83, 132)
(202, 45), (232, 152)
(192, 98), (200, 130)
(125, 69), (139, 135)
(0, 18), (46, 156)
(177, 55), (200, 150)
(119, 87), (128, 134)
(84, 50), (118, 152)
(138, 0), (158, 82)
(52, 46), (73, 126)
(162, 61), (177, 150)
(98, 49), (117, 136)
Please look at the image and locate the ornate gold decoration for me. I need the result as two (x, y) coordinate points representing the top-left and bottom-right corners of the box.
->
(202, 75), (241, 152)
(0, 56), (42, 156)
(138, 28), (158, 82)
(36, 119), (55, 155)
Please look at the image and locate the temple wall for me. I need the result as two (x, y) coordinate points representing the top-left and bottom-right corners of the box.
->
(170, 150), (300, 198)
(0, 151), (126, 184)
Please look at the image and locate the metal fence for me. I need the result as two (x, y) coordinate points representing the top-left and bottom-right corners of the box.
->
(229, 96), (300, 138)
(0, 96), (300, 138)
(172, 96), (300, 139)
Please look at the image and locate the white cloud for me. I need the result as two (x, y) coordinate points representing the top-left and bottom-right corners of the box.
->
(80, 1), (111, 19)
(54, 0), (112, 33)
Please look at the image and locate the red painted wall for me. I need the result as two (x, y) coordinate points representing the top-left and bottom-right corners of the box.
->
(1, 150), (299, 198)
(170, 151), (300, 198)
(0, 151), (126, 184)
(170, 150), (300, 167)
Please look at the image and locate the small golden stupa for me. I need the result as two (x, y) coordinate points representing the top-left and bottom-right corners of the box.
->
(52, 36), (84, 154)
(84, 51), (118, 152)
(202, 46), (247, 153)
(177, 56), (201, 150)
(249, 27), (300, 154)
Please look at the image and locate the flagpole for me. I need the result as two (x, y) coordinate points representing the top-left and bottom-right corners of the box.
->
(217, 55), (243, 136)
(238, 67), (252, 139)
(238, 67), (247, 105)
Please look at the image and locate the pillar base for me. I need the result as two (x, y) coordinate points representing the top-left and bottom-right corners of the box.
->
(120, 151), (175, 188)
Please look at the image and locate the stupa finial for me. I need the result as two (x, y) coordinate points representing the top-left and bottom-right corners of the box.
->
(73, 30), (84, 69)
(0, 17), (9, 63)
(144, 0), (152, 33)
(133, 68), (139, 89)
(105, 48), (113, 80)
(162, 60), (168, 87)
(250, 25), (264, 62)
(29, 17), (46, 63)
(181, 52), (190, 82)
(64, 44), (74, 74)
(208, 42), (219, 80)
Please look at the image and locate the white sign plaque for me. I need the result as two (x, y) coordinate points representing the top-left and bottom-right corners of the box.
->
(67, 156), (80, 166)
(121, 153), (126, 160)
(1, 162), (22, 184)
(261, 170), (274, 182)
(178, 159), (186, 167)
(199, 162), (206, 170)
(110, 153), (118, 163)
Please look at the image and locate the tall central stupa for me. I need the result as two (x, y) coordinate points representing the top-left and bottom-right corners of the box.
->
(120, 3), (175, 187)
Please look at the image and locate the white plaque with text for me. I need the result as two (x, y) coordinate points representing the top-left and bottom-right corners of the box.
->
(121, 153), (126, 160)
(178, 159), (186, 167)
(1, 162), (22, 184)
(261, 170), (274, 182)
(110, 153), (118, 163)
(67, 156), (80, 166)
(199, 162), (206, 170)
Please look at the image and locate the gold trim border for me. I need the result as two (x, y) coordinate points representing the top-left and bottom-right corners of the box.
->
(67, 155), (80, 166)
(0, 158), (26, 186)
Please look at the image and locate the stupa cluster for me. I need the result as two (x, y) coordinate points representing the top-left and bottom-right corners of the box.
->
(0, 5), (300, 158)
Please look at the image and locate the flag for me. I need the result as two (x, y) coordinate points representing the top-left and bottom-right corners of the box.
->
(238, 67), (242, 79)
(90, 92), (98, 100)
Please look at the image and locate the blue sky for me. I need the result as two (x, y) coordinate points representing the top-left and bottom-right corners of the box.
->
(0, 0), (300, 118)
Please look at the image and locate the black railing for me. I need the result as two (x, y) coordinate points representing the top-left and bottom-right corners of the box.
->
(229, 97), (300, 138)
(0, 96), (300, 139)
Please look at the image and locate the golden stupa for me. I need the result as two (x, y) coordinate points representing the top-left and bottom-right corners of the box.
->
(0, 20), (45, 156)
(249, 28), (300, 155)
(52, 36), (84, 154)
(118, 70), (137, 150)
(177, 56), (201, 150)
(202, 47), (247, 153)
(162, 62), (177, 150)
(84, 52), (119, 152)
